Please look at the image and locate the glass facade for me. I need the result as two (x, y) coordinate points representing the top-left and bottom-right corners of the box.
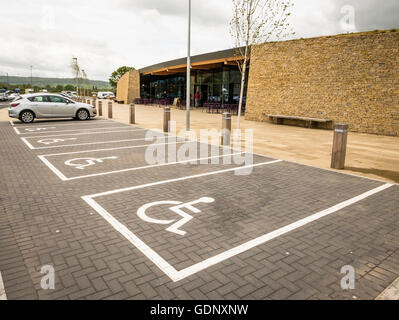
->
(140, 65), (248, 106)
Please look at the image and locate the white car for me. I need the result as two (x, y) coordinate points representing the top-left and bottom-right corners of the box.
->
(8, 93), (97, 123)
(7, 93), (20, 101)
(97, 91), (115, 99)
(0, 93), (8, 102)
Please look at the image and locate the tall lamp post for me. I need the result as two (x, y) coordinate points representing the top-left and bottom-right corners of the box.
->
(186, 0), (191, 131)
(73, 57), (78, 97)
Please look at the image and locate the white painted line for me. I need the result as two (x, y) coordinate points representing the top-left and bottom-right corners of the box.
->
(20, 128), (145, 138)
(20, 137), (36, 150)
(15, 126), (130, 135)
(21, 136), (171, 150)
(12, 119), (111, 128)
(0, 271), (7, 300)
(39, 139), (184, 156)
(40, 150), (243, 181)
(13, 126), (21, 134)
(83, 176), (392, 282)
(9, 120), (14, 126)
(87, 160), (282, 198)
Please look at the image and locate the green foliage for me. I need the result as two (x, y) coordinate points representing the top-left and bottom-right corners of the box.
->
(109, 66), (135, 89)
(0, 75), (110, 89)
(64, 84), (75, 91)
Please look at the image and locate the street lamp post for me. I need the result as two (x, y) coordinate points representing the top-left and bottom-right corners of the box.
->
(73, 57), (78, 97)
(186, 0), (191, 131)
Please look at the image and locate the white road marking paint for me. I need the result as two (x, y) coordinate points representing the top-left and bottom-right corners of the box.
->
(38, 140), (179, 156)
(12, 119), (111, 128)
(9, 120), (14, 126)
(39, 149), (241, 181)
(82, 173), (392, 282)
(87, 160), (282, 198)
(23, 127), (56, 132)
(0, 271), (7, 300)
(13, 127), (21, 134)
(37, 138), (78, 145)
(137, 197), (215, 236)
(64, 156), (119, 170)
(19, 128), (145, 138)
(21, 136), (162, 150)
(16, 126), (129, 135)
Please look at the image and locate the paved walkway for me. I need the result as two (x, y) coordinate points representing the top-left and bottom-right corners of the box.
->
(0, 116), (398, 300)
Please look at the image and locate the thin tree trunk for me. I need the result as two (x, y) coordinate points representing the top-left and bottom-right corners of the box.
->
(237, 45), (248, 130)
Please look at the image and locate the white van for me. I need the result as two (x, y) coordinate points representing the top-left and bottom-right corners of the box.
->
(97, 91), (115, 99)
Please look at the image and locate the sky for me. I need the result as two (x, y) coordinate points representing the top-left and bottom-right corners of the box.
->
(0, 0), (398, 81)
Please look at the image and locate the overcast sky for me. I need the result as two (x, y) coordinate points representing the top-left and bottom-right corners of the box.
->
(0, 0), (398, 81)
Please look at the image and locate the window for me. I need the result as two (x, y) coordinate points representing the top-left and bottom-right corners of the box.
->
(48, 96), (68, 103)
(28, 96), (48, 102)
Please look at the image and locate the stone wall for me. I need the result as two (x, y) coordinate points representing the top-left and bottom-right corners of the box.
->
(116, 70), (140, 104)
(245, 30), (399, 136)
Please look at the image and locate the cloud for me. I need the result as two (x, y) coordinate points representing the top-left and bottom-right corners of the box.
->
(0, 0), (398, 81)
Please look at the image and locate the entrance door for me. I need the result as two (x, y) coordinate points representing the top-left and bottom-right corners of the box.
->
(194, 85), (208, 107)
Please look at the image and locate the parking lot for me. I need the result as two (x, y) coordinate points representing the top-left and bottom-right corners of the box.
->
(0, 117), (398, 300)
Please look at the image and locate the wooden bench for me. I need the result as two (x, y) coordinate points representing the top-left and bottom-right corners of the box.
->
(267, 114), (333, 129)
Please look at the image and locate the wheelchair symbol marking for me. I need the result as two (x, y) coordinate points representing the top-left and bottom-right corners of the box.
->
(37, 138), (77, 145)
(25, 127), (56, 132)
(137, 197), (215, 236)
(64, 156), (118, 170)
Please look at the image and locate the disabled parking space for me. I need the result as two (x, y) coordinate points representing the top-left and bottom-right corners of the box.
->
(13, 120), (126, 135)
(20, 127), (157, 150)
(82, 160), (394, 282)
(1, 118), (398, 300)
(37, 141), (250, 181)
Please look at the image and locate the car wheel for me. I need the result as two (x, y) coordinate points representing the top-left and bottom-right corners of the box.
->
(20, 110), (35, 123)
(77, 109), (89, 121)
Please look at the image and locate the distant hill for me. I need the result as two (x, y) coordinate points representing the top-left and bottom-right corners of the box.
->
(0, 75), (111, 89)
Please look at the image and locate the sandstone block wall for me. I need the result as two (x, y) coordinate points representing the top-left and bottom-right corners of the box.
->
(245, 31), (399, 136)
(116, 70), (140, 104)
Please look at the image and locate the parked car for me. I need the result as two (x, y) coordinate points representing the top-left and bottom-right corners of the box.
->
(0, 93), (8, 102)
(8, 93), (97, 123)
(7, 93), (20, 101)
(97, 91), (115, 99)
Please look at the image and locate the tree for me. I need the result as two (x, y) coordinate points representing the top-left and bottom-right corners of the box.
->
(230, 0), (294, 129)
(64, 84), (75, 91)
(71, 58), (81, 96)
(109, 66), (135, 89)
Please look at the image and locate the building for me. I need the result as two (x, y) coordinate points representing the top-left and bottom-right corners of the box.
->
(117, 30), (399, 136)
(117, 48), (246, 107)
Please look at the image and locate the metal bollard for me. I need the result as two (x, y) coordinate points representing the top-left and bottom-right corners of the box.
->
(92, 99), (96, 108)
(98, 101), (103, 116)
(108, 101), (113, 119)
(129, 104), (136, 124)
(163, 107), (171, 133)
(331, 123), (349, 170)
(221, 112), (232, 146)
